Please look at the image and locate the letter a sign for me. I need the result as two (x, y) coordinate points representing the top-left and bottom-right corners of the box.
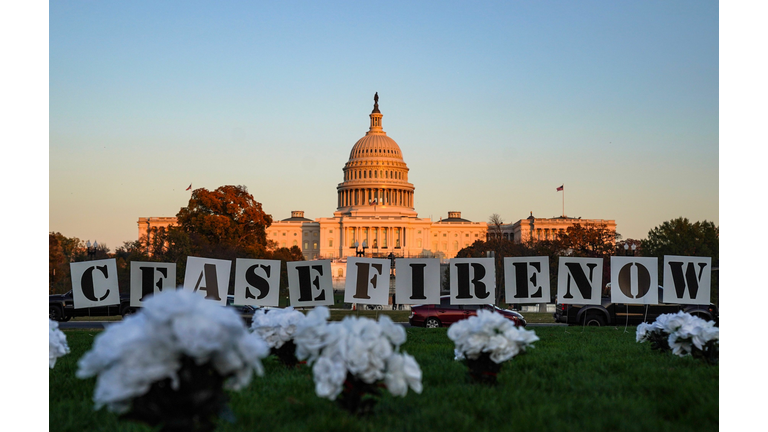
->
(344, 257), (391, 306)
(183, 256), (231, 305)
(557, 257), (603, 305)
(663, 255), (712, 305)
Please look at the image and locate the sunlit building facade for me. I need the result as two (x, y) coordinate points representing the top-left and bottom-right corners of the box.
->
(137, 96), (614, 261)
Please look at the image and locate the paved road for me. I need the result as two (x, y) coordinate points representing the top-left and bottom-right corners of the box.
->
(59, 320), (567, 330)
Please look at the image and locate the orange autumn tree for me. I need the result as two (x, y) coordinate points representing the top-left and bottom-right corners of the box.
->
(176, 185), (273, 258)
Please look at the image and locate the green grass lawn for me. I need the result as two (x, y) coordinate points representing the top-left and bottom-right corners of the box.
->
(51, 327), (717, 432)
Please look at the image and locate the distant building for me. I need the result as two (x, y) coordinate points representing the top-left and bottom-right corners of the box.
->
(489, 212), (617, 244)
(137, 96), (615, 260)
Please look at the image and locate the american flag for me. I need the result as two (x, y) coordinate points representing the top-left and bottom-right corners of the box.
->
(556, 185), (564, 191)
(186, 184), (192, 191)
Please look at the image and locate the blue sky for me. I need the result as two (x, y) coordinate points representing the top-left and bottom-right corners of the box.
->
(48, 0), (718, 250)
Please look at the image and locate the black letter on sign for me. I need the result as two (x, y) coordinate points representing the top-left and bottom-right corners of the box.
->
(618, 262), (651, 299)
(563, 262), (597, 300)
(455, 263), (490, 300)
(409, 263), (427, 300)
(512, 262), (543, 299)
(668, 261), (708, 300)
(353, 262), (372, 299)
(297, 264), (326, 302)
(353, 263), (383, 299)
(245, 264), (271, 300)
(81, 265), (110, 302)
(193, 264), (221, 301)
(139, 266), (167, 302)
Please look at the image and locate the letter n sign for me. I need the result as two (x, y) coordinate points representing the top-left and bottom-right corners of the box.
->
(449, 258), (495, 305)
(70, 259), (120, 309)
(130, 261), (176, 307)
(610, 257), (658, 304)
(395, 258), (441, 305)
(288, 260), (334, 307)
(663, 255), (712, 305)
(182, 256), (231, 305)
(556, 257), (603, 305)
(504, 257), (550, 303)
(234, 259), (281, 307)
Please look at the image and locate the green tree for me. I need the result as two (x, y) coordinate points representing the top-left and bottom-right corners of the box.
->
(641, 217), (719, 304)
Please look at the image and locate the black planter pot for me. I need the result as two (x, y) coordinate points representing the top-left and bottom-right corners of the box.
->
(272, 341), (300, 367)
(336, 373), (382, 416)
(120, 355), (233, 432)
(465, 352), (503, 385)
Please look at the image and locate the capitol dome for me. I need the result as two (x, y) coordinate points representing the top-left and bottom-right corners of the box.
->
(336, 94), (416, 217)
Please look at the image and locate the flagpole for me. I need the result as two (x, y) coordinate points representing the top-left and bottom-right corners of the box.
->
(562, 185), (565, 217)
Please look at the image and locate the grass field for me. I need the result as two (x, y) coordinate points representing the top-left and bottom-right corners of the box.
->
(50, 326), (718, 432)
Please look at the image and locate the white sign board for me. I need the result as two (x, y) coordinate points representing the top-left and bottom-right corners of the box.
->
(288, 260), (334, 307)
(662, 255), (712, 305)
(610, 257), (658, 304)
(70, 259), (120, 309)
(395, 258), (441, 305)
(449, 258), (495, 305)
(344, 257), (391, 305)
(129, 261), (176, 307)
(182, 256), (232, 305)
(504, 257), (550, 304)
(556, 257), (603, 305)
(234, 259), (281, 307)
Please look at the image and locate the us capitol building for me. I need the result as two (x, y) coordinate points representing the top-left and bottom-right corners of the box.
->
(138, 95), (615, 261)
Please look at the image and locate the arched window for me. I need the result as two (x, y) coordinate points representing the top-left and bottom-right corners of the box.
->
(337, 268), (343, 278)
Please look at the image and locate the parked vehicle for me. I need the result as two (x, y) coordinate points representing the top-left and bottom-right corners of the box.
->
(553, 285), (719, 327)
(49, 290), (132, 322)
(409, 296), (526, 328)
(49, 291), (257, 326)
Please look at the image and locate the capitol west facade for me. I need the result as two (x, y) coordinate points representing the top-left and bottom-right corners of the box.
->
(138, 96), (615, 261)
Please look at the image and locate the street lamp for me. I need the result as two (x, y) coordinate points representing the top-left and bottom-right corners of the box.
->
(623, 243), (636, 256)
(86, 240), (98, 260)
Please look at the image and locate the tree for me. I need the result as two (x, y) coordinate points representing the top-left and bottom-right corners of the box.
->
(641, 217), (719, 304)
(176, 185), (273, 256)
(488, 213), (504, 239)
(641, 218), (718, 260)
(555, 222), (620, 294)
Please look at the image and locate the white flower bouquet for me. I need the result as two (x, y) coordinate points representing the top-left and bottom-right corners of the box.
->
(250, 306), (306, 366)
(447, 309), (539, 384)
(49, 319), (70, 369)
(293, 307), (422, 415)
(636, 311), (719, 364)
(76, 290), (270, 432)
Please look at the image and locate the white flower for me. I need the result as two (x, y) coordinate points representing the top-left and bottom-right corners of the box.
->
(312, 355), (347, 399)
(640, 311), (719, 359)
(447, 310), (537, 364)
(293, 310), (422, 400)
(76, 290), (269, 413)
(636, 322), (654, 343)
(250, 307), (306, 349)
(49, 319), (70, 369)
(384, 352), (423, 397)
(690, 321), (719, 350)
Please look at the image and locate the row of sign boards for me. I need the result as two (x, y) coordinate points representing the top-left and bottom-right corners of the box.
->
(69, 255), (712, 310)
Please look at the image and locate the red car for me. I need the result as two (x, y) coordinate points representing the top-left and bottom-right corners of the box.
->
(409, 296), (527, 328)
